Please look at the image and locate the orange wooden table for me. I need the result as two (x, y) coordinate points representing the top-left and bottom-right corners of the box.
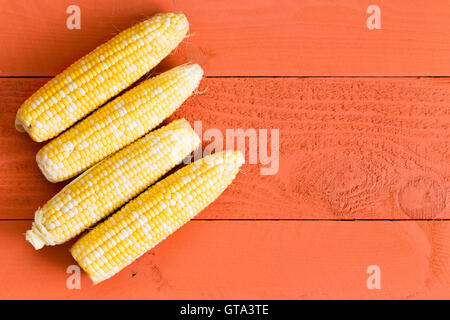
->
(0, 0), (449, 299)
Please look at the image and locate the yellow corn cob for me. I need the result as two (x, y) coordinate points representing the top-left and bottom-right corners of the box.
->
(36, 64), (203, 183)
(15, 12), (189, 142)
(26, 119), (200, 250)
(71, 150), (244, 284)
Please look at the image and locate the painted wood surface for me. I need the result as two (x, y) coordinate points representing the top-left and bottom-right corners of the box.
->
(1, 0), (450, 76)
(1, 220), (450, 299)
(1, 77), (448, 220)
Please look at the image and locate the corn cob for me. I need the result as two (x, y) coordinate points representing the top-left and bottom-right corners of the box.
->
(71, 150), (244, 284)
(36, 64), (203, 183)
(26, 119), (200, 250)
(15, 12), (189, 142)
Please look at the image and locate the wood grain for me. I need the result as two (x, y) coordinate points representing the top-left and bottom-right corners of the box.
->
(1, 77), (448, 219)
(1, 0), (450, 76)
(1, 220), (450, 299)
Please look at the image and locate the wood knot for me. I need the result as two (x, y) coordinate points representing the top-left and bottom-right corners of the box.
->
(397, 176), (446, 219)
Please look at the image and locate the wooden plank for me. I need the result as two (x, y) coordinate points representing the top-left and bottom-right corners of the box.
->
(1, 0), (450, 76)
(1, 220), (449, 299)
(1, 77), (448, 219)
